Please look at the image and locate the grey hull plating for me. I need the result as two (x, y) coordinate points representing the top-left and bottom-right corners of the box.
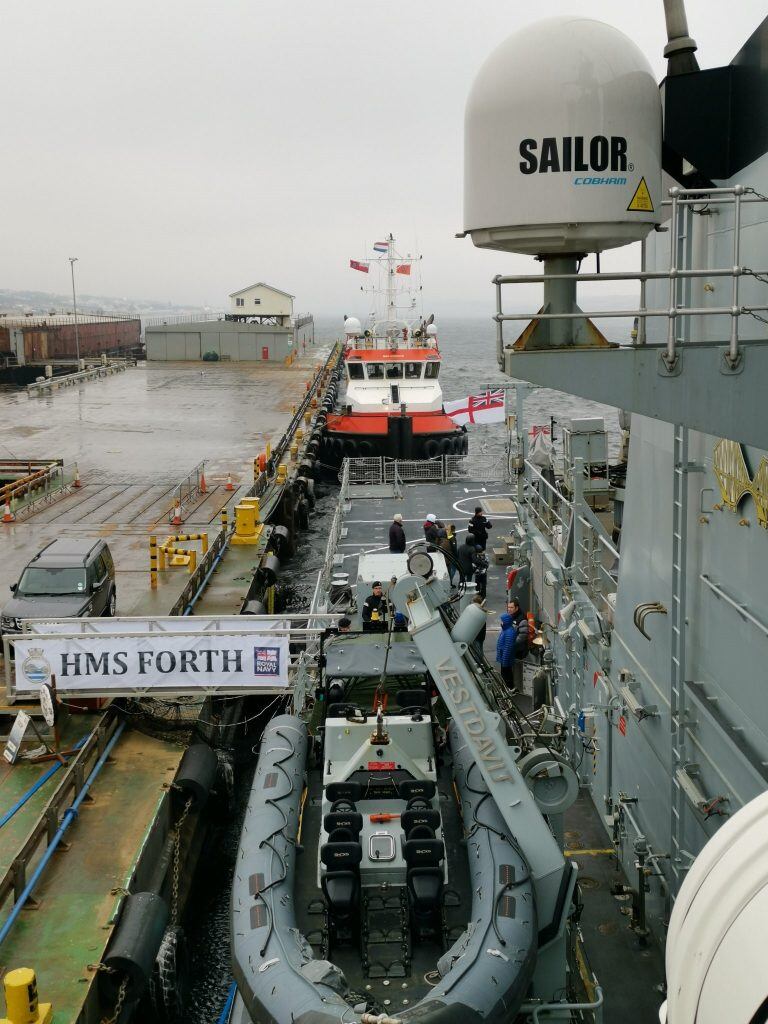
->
(231, 714), (536, 1024)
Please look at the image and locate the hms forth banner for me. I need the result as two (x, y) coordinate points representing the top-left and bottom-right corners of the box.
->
(12, 632), (290, 695)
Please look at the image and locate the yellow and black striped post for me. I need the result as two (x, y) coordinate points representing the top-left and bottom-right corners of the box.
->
(149, 535), (158, 588)
(170, 532), (209, 555)
(221, 507), (229, 532)
(253, 458), (259, 483)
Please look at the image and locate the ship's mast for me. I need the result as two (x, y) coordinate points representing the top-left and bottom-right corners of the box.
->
(386, 232), (395, 322)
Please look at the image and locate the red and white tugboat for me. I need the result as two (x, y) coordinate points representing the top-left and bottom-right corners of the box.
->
(318, 234), (467, 471)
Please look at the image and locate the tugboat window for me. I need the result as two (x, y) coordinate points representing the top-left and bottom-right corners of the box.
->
(385, 364), (403, 379)
(405, 362), (422, 378)
(367, 363), (385, 379)
(348, 363), (364, 380)
(425, 362), (440, 379)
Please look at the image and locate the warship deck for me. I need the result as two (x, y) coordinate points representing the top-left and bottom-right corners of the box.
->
(336, 471), (666, 1022)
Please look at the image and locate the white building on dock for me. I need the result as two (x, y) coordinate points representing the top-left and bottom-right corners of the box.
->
(145, 281), (313, 363)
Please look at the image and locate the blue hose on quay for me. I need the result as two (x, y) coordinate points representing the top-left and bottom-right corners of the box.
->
(0, 734), (89, 831)
(0, 720), (125, 948)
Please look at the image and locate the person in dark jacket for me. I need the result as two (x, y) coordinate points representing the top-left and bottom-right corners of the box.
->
(496, 613), (518, 689)
(393, 611), (409, 632)
(389, 513), (406, 553)
(508, 599), (529, 690)
(439, 523), (458, 586)
(472, 550), (489, 599)
(423, 514), (446, 551)
(468, 507), (493, 551)
(362, 582), (390, 631)
(458, 535), (480, 581)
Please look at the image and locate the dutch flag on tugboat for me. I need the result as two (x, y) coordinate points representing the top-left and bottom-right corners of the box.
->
(444, 389), (506, 425)
(373, 241), (389, 252)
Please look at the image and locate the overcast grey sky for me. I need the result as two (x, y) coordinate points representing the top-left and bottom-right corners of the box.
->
(2, 1), (763, 315)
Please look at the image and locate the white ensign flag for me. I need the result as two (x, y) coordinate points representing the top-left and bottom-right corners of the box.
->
(444, 390), (506, 426)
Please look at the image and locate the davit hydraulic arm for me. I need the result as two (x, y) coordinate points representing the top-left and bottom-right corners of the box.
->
(392, 572), (576, 1000)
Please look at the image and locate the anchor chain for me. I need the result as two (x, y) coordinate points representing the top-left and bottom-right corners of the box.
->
(101, 975), (128, 1024)
(171, 796), (193, 925)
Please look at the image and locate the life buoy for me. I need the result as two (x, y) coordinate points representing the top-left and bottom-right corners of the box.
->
(257, 453), (267, 473)
(424, 439), (441, 459)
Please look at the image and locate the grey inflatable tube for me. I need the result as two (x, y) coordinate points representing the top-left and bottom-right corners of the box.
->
(232, 714), (536, 1024)
(231, 715), (352, 1024)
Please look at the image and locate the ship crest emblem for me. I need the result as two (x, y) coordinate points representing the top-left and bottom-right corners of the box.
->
(713, 439), (768, 528)
(20, 648), (52, 686)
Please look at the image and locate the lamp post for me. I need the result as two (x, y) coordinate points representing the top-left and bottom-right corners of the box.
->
(68, 257), (81, 367)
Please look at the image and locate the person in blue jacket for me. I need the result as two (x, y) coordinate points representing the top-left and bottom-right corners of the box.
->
(496, 613), (518, 690)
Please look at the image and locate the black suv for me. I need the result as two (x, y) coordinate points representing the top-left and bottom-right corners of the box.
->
(1, 538), (116, 635)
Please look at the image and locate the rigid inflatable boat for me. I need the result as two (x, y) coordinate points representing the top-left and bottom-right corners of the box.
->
(231, 691), (537, 1024)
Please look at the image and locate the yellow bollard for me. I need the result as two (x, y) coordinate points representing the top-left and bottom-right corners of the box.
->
(304, 411), (312, 427)
(290, 443), (299, 462)
(241, 497), (261, 519)
(149, 535), (158, 589)
(1, 967), (52, 1024)
(296, 428), (304, 442)
(276, 464), (287, 484)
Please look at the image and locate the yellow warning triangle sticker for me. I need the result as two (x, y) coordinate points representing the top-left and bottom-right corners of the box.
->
(627, 177), (654, 212)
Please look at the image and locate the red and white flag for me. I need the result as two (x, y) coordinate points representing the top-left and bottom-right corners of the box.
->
(395, 264), (411, 275)
(444, 389), (506, 425)
(349, 259), (369, 273)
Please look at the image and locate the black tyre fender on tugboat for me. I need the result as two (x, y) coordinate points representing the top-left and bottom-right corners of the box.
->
(148, 925), (190, 1024)
(424, 439), (441, 459)
(297, 498), (311, 530)
(357, 440), (373, 456)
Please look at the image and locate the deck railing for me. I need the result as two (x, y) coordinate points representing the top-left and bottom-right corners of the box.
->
(343, 454), (512, 490)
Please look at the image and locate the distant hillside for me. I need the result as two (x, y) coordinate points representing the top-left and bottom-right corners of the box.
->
(0, 288), (209, 320)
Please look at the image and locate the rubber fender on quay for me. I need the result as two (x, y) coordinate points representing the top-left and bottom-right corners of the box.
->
(270, 524), (291, 556)
(174, 742), (219, 810)
(260, 553), (281, 587)
(299, 460), (316, 478)
(243, 599), (267, 615)
(294, 475), (309, 494)
(102, 892), (169, 1002)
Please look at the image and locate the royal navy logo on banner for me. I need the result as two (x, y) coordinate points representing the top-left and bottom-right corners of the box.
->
(254, 646), (280, 676)
(21, 649), (52, 687)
